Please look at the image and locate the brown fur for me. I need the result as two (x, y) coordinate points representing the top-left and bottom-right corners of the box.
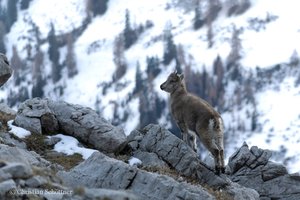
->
(160, 72), (225, 174)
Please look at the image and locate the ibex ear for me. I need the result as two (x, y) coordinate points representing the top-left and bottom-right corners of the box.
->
(179, 74), (184, 80)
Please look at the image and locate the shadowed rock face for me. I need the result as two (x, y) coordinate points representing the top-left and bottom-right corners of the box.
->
(228, 142), (300, 200)
(0, 53), (12, 87)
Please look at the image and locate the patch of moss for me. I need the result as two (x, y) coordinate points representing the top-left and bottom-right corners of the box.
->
(24, 133), (83, 170)
(46, 153), (83, 171)
(73, 187), (85, 196)
(24, 133), (49, 155)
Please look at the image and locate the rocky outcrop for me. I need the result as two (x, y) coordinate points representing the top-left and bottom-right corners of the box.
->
(1, 98), (299, 199)
(58, 151), (216, 200)
(0, 103), (16, 125)
(228, 142), (300, 200)
(128, 124), (229, 187)
(127, 124), (259, 200)
(0, 143), (138, 200)
(14, 98), (127, 154)
(0, 53), (12, 87)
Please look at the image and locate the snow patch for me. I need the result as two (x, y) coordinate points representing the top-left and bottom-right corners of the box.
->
(52, 134), (97, 160)
(128, 157), (142, 166)
(7, 120), (31, 138)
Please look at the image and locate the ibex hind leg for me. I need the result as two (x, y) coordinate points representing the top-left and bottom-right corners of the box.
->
(220, 149), (225, 173)
(211, 148), (223, 175)
(188, 132), (197, 153)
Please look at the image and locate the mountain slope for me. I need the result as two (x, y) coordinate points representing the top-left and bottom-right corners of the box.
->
(1, 0), (300, 173)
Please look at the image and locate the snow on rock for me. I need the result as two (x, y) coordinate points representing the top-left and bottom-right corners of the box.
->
(7, 120), (31, 138)
(52, 134), (97, 160)
(128, 157), (142, 166)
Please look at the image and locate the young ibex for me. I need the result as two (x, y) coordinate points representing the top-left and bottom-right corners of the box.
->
(160, 71), (225, 174)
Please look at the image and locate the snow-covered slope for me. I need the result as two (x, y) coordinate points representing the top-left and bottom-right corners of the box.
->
(2, 0), (300, 173)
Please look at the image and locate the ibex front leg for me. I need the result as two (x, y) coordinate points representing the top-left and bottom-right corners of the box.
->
(177, 121), (197, 152)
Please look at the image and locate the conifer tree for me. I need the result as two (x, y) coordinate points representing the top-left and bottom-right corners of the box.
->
(146, 56), (160, 80)
(66, 33), (78, 78)
(123, 9), (137, 49)
(207, 22), (214, 48)
(134, 61), (143, 94)
(0, 21), (6, 53)
(47, 23), (61, 83)
(163, 23), (177, 65)
(113, 34), (127, 81)
(20, 0), (32, 10)
(10, 46), (22, 85)
(86, 0), (109, 17)
(6, 0), (18, 32)
(193, 0), (204, 30)
(227, 25), (242, 70)
(32, 48), (45, 97)
(138, 80), (165, 128)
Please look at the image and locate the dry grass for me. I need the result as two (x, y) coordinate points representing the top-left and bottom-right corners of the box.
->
(24, 133), (83, 170)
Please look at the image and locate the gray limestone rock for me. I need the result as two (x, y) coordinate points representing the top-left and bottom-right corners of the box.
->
(58, 151), (215, 200)
(25, 175), (48, 188)
(44, 136), (62, 146)
(138, 124), (228, 188)
(62, 188), (139, 200)
(226, 182), (259, 200)
(0, 53), (12, 87)
(14, 115), (42, 135)
(261, 161), (288, 181)
(14, 98), (57, 134)
(15, 98), (127, 153)
(229, 142), (300, 200)
(0, 144), (54, 169)
(1, 162), (33, 179)
(127, 124), (259, 199)
(0, 169), (12, 182)
(0, 103), (16, 124)
(132, 150), (168, 169)
(0, 132), (27, 149)
(48, 100), (127, 153)
(0, 179), (16, 195)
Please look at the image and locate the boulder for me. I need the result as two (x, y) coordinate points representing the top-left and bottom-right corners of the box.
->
(58, 151), (215, 200)
(25, 175), (48, 188)
(134, 124), (228, 188)
(14, 98), (57, 134)
(132, 150), (169, 169)
(48, 100), (127, 153)
(62, 188), (139, 200)
(0, 132), (27, 149)
(0, 53), (12, 87)
(0, 104), (16, 124)
(1, 162), (33, 179)
(128, 124), (259, 199)
(0, 144), (53, 169)
(229, 142), (300, 199)
(14, 98), (127, 153)
(0, 179), (16, 195)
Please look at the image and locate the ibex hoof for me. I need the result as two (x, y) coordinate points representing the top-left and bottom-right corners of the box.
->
(221, 167), (225, 174)
(215, 166), (225, 175)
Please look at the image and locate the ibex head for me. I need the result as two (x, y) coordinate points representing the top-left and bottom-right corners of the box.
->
(160, 71), (184, 93)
